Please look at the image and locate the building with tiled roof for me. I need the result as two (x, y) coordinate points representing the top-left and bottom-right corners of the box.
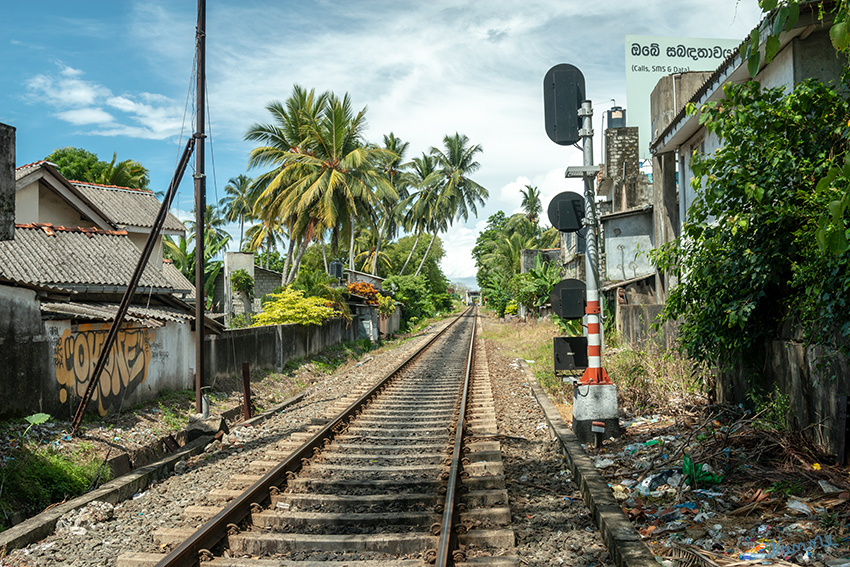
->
(0, 223), (174, 293)
(70, 181), (185, 234)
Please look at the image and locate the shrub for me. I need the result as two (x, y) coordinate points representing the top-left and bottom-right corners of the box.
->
(383, 275), (435, 331)
(252, 287), (338, 326)
(230, 269), (254, 301)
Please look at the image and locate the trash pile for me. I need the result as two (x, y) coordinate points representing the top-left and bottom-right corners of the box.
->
(587, 412), (850, 566)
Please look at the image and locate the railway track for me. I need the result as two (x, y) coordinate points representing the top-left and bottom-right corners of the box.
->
(118, 308), (518, 567)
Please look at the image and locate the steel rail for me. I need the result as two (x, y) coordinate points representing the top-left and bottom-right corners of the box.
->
(156, 307), (473, 567)
(435, 307), (477, 566)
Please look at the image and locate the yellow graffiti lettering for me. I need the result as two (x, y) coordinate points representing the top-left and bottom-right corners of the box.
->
(53, 323), (152, 416)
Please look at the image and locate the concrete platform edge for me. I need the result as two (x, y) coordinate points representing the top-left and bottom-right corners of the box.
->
(519, 360), (659, 567)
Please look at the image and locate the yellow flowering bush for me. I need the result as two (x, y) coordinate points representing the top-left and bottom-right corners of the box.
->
(376, 293), (396, 317)
(252, 287), (339, 327)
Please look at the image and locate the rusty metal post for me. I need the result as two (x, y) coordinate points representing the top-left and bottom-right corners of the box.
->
(241, 362), (252, 420)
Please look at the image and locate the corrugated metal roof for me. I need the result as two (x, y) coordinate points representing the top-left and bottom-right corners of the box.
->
(41, 301), (193, 327)
(0, 224), (174, 292)
(71, 182), (185, 233)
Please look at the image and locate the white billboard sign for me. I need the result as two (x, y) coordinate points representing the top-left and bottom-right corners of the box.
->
(625, 35), (742, 160)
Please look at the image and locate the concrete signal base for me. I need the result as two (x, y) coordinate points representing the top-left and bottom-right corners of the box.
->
(572, 383), (621, 443)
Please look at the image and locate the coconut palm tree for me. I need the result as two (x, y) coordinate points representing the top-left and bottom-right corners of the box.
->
(410, 133), (488, 277)
(219, 174), (255, 250)
(97, 152), (150, 190)
(370, 133), (409, 275)
(186, 204), (230, 248)
(429, 133), (488, 224)
(399, 153), (442, 275)
(520, 185), (542, 223)
(246, 86), (395, 275)
(244, 217), (286, 270)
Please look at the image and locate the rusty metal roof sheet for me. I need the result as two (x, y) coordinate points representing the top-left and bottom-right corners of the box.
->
(40, 301), (192, 327)
(70, 182), (185, 233)
(0, 224), (174, 292)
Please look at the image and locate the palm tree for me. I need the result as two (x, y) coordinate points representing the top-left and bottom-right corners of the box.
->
(429, 133), (488, 224)
(411, 133), (488, 277)
(97, 152), (150, 190)
(219, 174), (255, 250)
(520, 185), (542, 223)
(246, 86), (395, 278)
(399, 153), (441, 275)
(370, 133), (409, 275)
(186, 204), (230, 247)
(244, 217), (286, 270)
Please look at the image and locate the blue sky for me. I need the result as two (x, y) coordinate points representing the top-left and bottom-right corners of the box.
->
(0, 1), (763, 288)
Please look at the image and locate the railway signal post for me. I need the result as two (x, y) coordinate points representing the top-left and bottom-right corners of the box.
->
(544, 64), (620, 445)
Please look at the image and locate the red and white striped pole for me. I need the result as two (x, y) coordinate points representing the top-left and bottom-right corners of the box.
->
(577, 100), (611, 386)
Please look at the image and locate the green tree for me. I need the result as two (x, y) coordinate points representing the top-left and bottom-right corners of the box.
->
(383, 274), (436, 330)
(520, 184), (542, 223)
(186, 204), (230, 247)
(45, 147), (107, 182)
(653, 79), (850, 364)
(370, 132), (409, 275)
(399, 153), (442, 275)
(246, 86), (396, 278)
(45, 147), (149, 190)
(413, 133), (488, 277)
(97, 152), (149, 190)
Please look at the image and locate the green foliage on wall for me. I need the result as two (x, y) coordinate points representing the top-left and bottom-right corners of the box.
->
(653, 79), (850, 364)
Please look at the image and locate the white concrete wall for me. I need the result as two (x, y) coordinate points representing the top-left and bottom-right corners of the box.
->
(15, 181), (38, 223)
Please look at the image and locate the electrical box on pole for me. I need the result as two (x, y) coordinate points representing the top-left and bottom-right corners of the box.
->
(544, 64), (585, 146)
(554, 337), (588, 371)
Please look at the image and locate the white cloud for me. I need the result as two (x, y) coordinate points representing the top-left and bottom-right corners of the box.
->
(439, 223), (482, 280)
(55, 107), (114, 125)
(24, 64), (184, 140)
(25, 68), (111, 108)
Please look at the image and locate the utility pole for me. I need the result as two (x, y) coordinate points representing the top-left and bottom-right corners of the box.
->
(194, 0), (206, 414)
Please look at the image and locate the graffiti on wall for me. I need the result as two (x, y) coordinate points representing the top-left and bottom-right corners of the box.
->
(53, 323), (153, 415)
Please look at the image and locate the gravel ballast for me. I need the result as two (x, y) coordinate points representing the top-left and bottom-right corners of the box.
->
(1, 314), (620, 566)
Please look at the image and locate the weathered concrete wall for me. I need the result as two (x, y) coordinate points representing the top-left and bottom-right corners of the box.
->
(0, 286), (53, 418)
(0, 123), (14, 241)
(649, 72), (713, 142)
(46, 319), (194, 417)
(205, 318), (357, 384)
(618, 303), (678, 350)
(0, 283), (357, 418)
(717, 337), (850, 454)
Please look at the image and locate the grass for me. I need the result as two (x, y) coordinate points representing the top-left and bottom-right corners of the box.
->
(605, 340), (709, 414)
(0, 437), (112, 531)
(480, 311), (569, 402)
(480, 309), (710, 412)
